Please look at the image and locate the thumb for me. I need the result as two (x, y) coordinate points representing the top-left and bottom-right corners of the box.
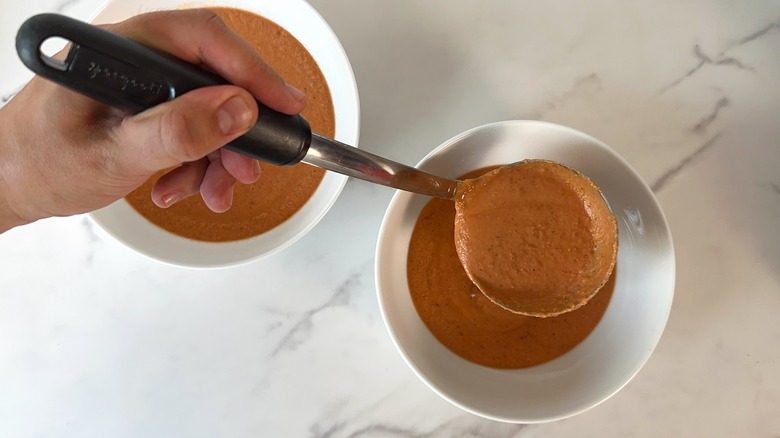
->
(118, 85), (257, 173)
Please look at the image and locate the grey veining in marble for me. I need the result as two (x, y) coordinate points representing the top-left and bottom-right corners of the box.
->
(1, 0), (780, 437)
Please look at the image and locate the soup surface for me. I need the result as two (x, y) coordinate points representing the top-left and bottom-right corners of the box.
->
(125, 7), (335, 242)
(408, 166), (615, 369)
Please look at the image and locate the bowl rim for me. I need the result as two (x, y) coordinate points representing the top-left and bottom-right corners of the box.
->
(374, 119), (676, 423)
(85, 0), (361, 269)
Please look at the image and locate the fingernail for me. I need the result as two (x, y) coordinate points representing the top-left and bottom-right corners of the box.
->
(217, 95), (253, 135)
(252, 161), (261, 179)
(285, 83), (306, 102)
(161, 192), (183, 208)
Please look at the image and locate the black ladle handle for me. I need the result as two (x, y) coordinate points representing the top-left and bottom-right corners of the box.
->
(15, 13), (311, 166)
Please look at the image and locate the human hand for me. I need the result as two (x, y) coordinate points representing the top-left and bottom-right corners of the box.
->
(0, 9), (306, 232)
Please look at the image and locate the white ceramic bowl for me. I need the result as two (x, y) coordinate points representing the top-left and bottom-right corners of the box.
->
(87, 0), (360, 268)
(375, 121), (675, 423)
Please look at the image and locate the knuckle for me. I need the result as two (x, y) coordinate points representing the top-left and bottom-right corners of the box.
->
(159, 108), (199, 163)
(255, 56), (275, 77)
(198, 9), (227, 31)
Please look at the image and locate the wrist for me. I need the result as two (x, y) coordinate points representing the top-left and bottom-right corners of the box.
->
(0, 189), (28, 234)
(0, 107), (32, 233)
(0, 174), (30, 233)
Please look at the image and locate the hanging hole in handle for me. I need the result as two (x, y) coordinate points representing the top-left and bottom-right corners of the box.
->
(39, 36), (74, 71)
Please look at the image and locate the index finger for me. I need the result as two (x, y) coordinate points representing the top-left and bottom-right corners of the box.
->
(108, 9), (306, 115)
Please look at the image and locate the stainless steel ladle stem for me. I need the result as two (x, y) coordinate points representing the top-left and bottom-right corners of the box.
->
(303, 133), (460, 199)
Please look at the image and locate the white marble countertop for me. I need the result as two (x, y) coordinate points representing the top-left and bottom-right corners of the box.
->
(2, 0), (780, 436)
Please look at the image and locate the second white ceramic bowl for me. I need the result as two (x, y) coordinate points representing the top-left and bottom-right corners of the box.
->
(375, 120), (675, 423)
(87, 0), (360, 268)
